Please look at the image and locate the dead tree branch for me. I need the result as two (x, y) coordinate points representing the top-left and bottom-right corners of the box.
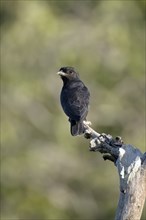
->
(83, 122), (146, 220)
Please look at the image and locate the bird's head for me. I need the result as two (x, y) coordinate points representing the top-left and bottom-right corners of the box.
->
(57, 67), (79, 82)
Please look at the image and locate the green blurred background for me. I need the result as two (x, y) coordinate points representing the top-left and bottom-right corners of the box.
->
(1, 0), (145, 219)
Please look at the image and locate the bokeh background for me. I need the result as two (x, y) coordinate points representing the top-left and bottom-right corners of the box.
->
(1, 0), (145, 219)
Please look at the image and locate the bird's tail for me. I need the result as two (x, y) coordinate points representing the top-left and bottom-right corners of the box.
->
(70, 120), (85, 136)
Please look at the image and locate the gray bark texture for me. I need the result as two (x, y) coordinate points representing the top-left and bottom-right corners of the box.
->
(83, 122), (146, 220)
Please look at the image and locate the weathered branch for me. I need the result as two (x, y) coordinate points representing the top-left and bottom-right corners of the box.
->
(83, 121), (146, 220)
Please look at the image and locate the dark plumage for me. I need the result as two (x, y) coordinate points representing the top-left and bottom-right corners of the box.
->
(57, 66), (90, 136)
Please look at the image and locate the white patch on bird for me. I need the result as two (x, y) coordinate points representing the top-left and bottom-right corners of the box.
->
(120, 167), (125, 179)
(119, 148), (126, 160)
(127, 156), (141, 183)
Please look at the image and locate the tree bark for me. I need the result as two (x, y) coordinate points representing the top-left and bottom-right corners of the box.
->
(83, 121), (146, 220)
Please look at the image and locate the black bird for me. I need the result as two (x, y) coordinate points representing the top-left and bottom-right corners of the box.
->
(57, 66), (90, 136)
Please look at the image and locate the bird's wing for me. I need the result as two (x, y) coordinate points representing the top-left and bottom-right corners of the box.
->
(62, 83), (90, 121)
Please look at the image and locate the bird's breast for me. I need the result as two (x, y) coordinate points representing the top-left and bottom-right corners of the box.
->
(60, 81), (89, 121)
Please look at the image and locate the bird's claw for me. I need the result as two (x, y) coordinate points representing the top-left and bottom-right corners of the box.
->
(83, 120), (92, 126)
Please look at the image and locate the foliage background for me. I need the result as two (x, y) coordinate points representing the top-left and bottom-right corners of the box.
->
(1, 0), (145, 219)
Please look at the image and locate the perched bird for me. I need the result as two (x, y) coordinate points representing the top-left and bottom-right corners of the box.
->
(57, 66), (90, 136)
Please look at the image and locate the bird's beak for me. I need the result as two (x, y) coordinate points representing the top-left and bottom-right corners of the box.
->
(57, 71), (67, 76)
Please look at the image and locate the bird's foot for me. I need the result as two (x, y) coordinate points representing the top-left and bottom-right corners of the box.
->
(83, 120), (92, 126)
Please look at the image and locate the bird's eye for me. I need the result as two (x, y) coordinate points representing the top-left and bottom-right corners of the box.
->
(69, 70), (73, 74)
